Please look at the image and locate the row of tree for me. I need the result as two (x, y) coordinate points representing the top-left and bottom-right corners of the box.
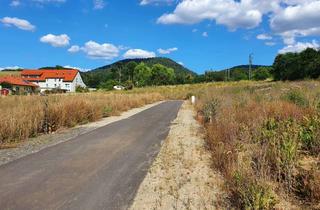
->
(202, 66), (272, 82)
(273, 48), (320, 80)
(98, 62), (176, 90)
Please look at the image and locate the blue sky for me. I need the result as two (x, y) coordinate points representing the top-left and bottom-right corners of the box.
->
(0, 0), (319, 73)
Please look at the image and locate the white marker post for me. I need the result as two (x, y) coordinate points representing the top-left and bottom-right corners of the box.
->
(191, 96), (196, 105)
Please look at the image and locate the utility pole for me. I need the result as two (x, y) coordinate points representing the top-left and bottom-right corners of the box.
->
(249, 53), (253, 80)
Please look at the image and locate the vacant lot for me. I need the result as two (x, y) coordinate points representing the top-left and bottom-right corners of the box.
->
(191, 81), (320, 209)
(0, 92), (163, 145)
(1, 81), (320, 209)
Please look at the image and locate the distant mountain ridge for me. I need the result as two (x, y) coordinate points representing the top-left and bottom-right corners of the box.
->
(91, 57), (197, 75)
(81, 57), (197, 87)
(220, 64), (271, 72)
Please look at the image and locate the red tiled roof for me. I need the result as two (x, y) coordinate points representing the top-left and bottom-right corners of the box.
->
(21, 69), (79, 82)
(0, 76), (39, 87)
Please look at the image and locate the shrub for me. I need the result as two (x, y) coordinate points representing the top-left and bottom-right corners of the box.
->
(299, 116), (320, 155)
(283, 90), (309, 107)
(231, 172), (277, 210)
(203, 99), (219, 123)
(260, 118), (300, 192)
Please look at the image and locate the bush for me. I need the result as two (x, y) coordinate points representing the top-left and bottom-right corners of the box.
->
(231, 172), (277, 210)
(299, 116), (320, 155)
(260, 118), (300, 192)
(283, 90), (309, 107)
(203, 99), (219, 123)
(76, 86), (89, 93)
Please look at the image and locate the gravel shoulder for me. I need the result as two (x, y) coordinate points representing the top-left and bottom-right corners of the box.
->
(130, 101), (226, 210)
(0, 101), (164, 166)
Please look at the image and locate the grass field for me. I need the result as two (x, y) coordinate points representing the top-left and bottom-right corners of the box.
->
(0, 92), (163, 144)
(1, 81), (319, 208)
(188, 81), (320, 209)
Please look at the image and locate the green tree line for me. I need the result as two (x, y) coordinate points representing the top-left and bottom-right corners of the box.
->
(98, 62), (177, 90)
(273, 48), (320, 80)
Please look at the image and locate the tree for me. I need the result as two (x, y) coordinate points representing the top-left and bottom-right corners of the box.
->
(151, 64), (175, 85)
(253, 67), (272, 80)
(231, 68), (248, 81)
(273, 52), (302, 80)
(134, 63), (152, 87)
(272, 48), (320, 81)
(99, 80), (117, 90)
(126, 61), (138, 82)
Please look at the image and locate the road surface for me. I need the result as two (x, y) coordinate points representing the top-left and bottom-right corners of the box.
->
(0, 100), (183, 210)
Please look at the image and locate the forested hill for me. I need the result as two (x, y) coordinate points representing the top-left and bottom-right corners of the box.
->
(92, 57), (196, 75)
(81, 57), (197, 88)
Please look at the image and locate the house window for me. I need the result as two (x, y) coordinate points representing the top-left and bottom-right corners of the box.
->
(65, 84), (70, 88)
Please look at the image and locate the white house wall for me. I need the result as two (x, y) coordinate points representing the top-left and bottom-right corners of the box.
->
(33, 72), (86, 92)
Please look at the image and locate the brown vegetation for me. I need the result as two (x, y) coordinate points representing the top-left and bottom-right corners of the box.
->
(193, 81), (320, 209)
(0, 92), (163, 144)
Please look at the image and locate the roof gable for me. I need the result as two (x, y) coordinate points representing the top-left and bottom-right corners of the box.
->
(21, 69), (79, 82)
(0, 76), (39, 87)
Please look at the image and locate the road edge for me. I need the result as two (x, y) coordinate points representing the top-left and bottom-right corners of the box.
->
(0, 101), (165, 166)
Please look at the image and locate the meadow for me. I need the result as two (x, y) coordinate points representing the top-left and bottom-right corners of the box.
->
(1, 81), (319, 208)
(0, 92), (163, 145)
(191, 81), (320, 209)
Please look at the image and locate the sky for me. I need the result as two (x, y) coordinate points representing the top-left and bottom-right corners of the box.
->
(0, 0), (319, 74)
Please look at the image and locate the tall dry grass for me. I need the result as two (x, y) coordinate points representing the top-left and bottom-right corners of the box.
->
(0, 92), (163, 144)
(194, 81), (320, 209)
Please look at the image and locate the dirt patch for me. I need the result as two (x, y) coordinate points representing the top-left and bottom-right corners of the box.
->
(0, 101), (164, 166)
(130, 102), (226, 210)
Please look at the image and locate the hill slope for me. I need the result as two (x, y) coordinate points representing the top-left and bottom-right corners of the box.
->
(81, 57), (197, 87)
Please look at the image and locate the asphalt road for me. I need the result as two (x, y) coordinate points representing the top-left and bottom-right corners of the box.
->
(0, 100), (183, 210)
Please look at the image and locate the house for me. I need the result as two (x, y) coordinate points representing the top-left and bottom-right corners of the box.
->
(21, 69), (86, 92)
(0, 76), (39, 95)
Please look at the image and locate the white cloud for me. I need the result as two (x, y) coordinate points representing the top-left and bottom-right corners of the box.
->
(10, 0), (21, 7)
(63, 65), (90, 72)
(256, 33), (272, 40)
(157, 0), (263, 30)
(0, 66), (22, 71)
(202, 32), (208, 37)
(157, 47), (178, 54)
(93, 0), (106, 10)
(270, 1), (320, 44)
(265, 42), (276, 46)
(140, 0), (175, 6)
(40, 34), (70, 47)
(68, 45), (81, 53)
(123, 49), (156, 59)
(1, 17), (35, 31)
(81, 41), (119, 60)
(279, 40), (319, 54)
(155, 0), (320, 45)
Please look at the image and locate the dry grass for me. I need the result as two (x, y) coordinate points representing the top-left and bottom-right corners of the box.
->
(190, 81), (320, 209)
(2, 80), (320, 208)
(0, 92), (163, 144)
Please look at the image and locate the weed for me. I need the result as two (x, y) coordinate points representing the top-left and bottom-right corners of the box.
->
(283, 90), (309, 107)
(203, 99), (219, 123)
